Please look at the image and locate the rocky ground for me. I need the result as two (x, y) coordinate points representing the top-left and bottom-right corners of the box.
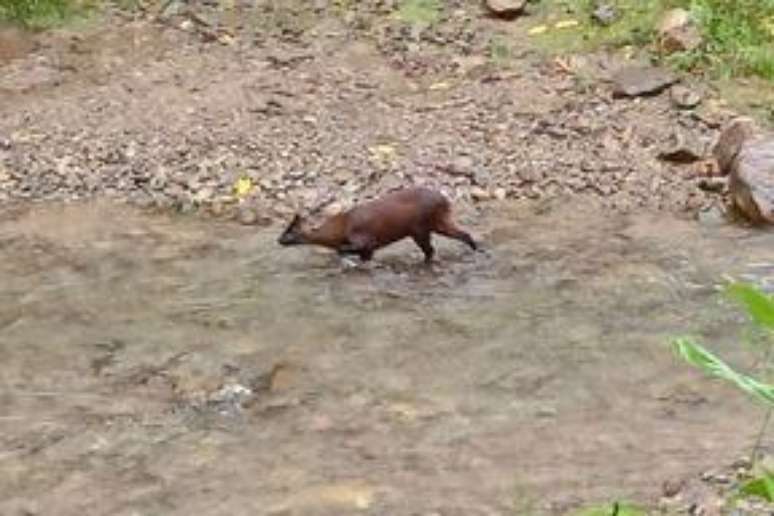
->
(0, 0), (744, 228)
(1, 1), (773, 513)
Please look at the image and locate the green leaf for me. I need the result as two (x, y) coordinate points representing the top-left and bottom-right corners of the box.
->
(738, 472), (774, 502)
(726, 282), (774, 329)
(672, 338), (774, 405)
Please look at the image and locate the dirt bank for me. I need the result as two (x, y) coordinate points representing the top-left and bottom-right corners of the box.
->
(0, 1), (738, 226)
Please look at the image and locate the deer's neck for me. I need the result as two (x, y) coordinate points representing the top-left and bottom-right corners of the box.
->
(301, 215), (347, 249)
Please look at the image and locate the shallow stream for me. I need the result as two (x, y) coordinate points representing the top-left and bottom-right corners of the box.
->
(1, 200), (772, 515)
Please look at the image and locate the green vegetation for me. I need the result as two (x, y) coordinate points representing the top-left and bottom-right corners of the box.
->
(0, 0), (91, 28)
(685, 0), (774, 79)
(396, 0), (441, 27)
(534, 0), (774, 80)
(672, 282), (774, 505)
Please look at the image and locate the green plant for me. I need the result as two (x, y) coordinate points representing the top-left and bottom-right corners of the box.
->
(686, 0), (774, 79)
(533, 0), (774, 80)
(0, 0), (79, 27)
(396, 0), (441, 27)
(672, 282), (774, 504)
(736, 471), (774, 502)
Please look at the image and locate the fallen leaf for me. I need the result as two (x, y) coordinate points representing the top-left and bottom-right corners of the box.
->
(368, 144), (397, 162)
(528, 24), (548, 35)
(218, 33), (236, 45)
(429, 81), (451, 91)
(764, 16), (774, 37)
(271, 483), (377, 512)
(387, 402), (419, 422)
(233, 176), (253, 198)
(554, 19), (579, 29)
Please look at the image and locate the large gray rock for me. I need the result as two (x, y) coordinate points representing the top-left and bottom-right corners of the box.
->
(712, 117), (755, 174)
(715, 118), (774, 224)
(656, 8), (702, 54)
(612, 66), (678, 97)
(484, 0), (527, 17)
(729, 137), (774, 224)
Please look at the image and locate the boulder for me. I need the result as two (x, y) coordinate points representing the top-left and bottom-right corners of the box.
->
(484, 0), (527, 17)
(712, 118), (774, 224)
(656, 8), (702, 54)
(612, 66), (678, 98)
(729, 137), (774, 224)
(712, 117), (756, 175)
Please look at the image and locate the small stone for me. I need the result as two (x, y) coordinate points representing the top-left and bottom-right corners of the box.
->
(712, 117), (756, 175)
(658, 133), (705, 164)
(670, 85), (702, 109)
(493, 187), (507, 200)
(612, 66), (678, 98)
(484, 0), (527, 17)
(591, 3), (618, 26)
(192, 186), (215, 204)
(470, 186), (491, 201)
(472, 168), (490, 186)
(452, 155), (475, 176)
(238, 207), (258, 225)
(149, 174), (167, 191)
(210, 200), (225, 217)
(657, 8), (702, 54)
(662, 478), (685, 498)
(729, 134), (774, 224)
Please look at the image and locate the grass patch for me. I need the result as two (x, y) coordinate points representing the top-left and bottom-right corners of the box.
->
(685, 0), (774, 79)
(0, 0), (92, 28)
(532, 0), (774, 80)
(396, 0), (441, 27)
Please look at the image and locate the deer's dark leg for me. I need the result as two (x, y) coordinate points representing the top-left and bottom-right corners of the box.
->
(359, 248), (374, 262)
(434, 217), (477, 250)
(411, 232), (435, 264)
(338, 235), (374, 262)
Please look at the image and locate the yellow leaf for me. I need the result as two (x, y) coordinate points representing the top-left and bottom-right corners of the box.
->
(429, 81), (451, 91)
(528, 25), (548, 35)
(554, 19), (579, 29)
(368, 144), (397, 162)
(234, 176), (253, 197)
(763, 16), (774, 37)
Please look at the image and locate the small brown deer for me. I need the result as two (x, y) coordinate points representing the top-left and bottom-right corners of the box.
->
(278, 186), (478, 263)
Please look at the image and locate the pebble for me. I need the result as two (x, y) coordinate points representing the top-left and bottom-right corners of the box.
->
(470, 186), (491, 201)
(484, 0), (527, 17)
(612, 66), (678, 98)
(591, 3), (618, 26)
(671, 85), (702, 109)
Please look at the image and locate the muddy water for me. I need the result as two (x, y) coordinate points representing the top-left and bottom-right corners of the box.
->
(0, 200), (773, 515)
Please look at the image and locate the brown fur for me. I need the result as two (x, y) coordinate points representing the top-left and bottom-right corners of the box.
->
(278, 187), (478, 263)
